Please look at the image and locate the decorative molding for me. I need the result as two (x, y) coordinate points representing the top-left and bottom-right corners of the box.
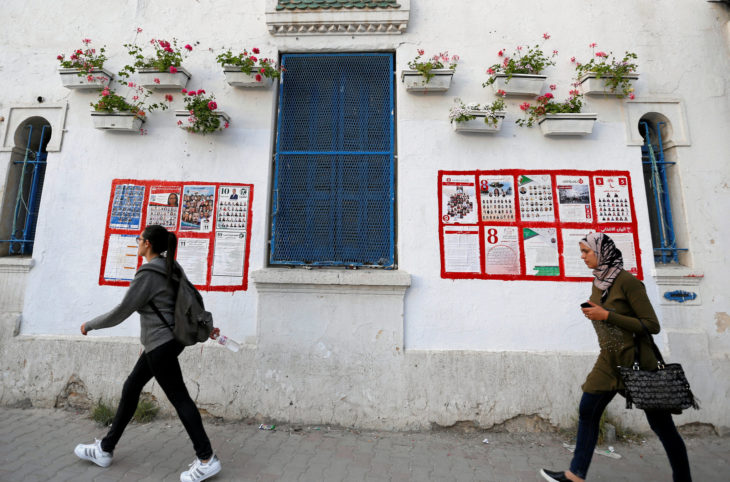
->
(252, 268), (411, 294)
(0, 104), (68, 152)
(0, 257), (35, 274)
(265, 0), (409, 36)
(653, 266), (704, 286)
(624, 98), (690, 147)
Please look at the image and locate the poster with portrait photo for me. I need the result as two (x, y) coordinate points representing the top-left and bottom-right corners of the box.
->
(109, 184), (145, 230)
(517, 174), (554, 222)
(215, 185), (249, 232)
(556, 175), (592, 223)
(180, 185), (216, 233)
(593, 175), (632, 223)
(479, 175), (516, 222)
(441, 175), (478, 225)
(146, 186), (180, 230)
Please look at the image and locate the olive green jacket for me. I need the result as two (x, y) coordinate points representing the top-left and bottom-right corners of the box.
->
(582, 270), (661, 393)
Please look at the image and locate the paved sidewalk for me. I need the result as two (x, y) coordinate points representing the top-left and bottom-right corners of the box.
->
(0, 407), (728, 481)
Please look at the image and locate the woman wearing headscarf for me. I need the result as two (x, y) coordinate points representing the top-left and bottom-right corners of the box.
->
(540, 232), (691, 482)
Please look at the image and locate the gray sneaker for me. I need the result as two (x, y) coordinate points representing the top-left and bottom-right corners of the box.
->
(74, 439), (112, 468)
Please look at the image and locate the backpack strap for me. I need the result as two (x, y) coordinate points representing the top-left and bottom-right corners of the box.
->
(149, 300), (175, 334)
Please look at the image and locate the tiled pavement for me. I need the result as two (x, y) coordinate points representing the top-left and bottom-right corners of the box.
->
(0, 407), (727, 481)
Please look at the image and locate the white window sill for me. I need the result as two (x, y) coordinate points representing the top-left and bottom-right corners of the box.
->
(252, 268), (411, 293)
(0, 257), (35, 274)
(652, 265), (704, 286)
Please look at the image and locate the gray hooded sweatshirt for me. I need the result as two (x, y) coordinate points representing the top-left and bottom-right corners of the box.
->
(85, 256), (177, 352)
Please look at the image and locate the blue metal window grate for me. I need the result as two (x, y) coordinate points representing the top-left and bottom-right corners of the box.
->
(0, 125), (49, 255)
(640, 121), (686, 264)
(271, 53), (395, 267)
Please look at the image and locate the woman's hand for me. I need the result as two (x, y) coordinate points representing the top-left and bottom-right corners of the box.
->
(209, 327), (220, 340)
(80, 323), (87, 335)
(582, 301), (609, 321)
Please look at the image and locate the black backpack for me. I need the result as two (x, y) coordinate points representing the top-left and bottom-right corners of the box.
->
(140, 262), (214, 346)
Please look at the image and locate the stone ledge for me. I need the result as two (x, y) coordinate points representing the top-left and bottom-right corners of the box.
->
(252, 268), (411, 293)
(0, 257), (34, 273)
(653, 266), (704, 286)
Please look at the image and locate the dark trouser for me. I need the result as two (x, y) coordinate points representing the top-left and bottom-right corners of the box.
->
(569, 391), (691, 481)
(101, 340), (213, 460)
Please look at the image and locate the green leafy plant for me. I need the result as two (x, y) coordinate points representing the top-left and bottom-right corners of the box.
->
(133, 396), (159, 423)
(449, 90), (507, 127)
(484, 33), (557, 86)
(574, 43), (638, 98)
(57, 38), (108, 73)
(408, 49), (459, 83)
(178, 89), (229, 134)
(516, 86), (583, 127)
(91, 399), (115, 426)
(119, 28), (195, 81)
(90, 83), (172, 116)
(216, 47), (281, 80)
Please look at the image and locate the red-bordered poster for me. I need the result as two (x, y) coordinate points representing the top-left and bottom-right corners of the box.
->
(100, 179), (254, 291)
(439, 170), (642, 281)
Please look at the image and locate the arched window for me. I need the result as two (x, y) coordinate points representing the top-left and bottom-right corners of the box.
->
(0, 117), (51, 256)
(639, 113), (687, 264)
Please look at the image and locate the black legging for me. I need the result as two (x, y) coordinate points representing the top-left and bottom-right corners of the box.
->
(100, 340), (213, 460)
(570, 391), (691, 481)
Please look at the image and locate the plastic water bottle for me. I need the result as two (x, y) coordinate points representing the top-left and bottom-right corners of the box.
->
(213, 333), (240, 353)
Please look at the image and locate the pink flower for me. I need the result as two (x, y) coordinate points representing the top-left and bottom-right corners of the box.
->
(153, 78), (160, 84)
(224, 122), (230, 129)
(196, 89), (205, 95)
(552, 50), (558, 56)
(571, 56), (576, 63)
(76, 49), (83, 54)
(549, 84), (557, 90)
(260, 67), (266, 74)
(498, 50), (503, 57)
(595, 51), (608, 58)
(127, 82), (135, 87)
(82, 38), (91, 44)
(207, 101), (217, 110)
(184, 44), (192, 51)
(255, 74), (262, 82)
(569, 89), (581, 97)
(165, 94), (173, 102)
(87, 75), (93, 81)
(629, 93), (635, 100)
(543, 33), (550, 40)
(503, 57), (510, 68)
(487, 68), (495, 75)
(253, 47), (260, 54)
(250, 56), (257, 62)
(57, 55), (63, 60)
(133, 95), (139, 101)
(520, 102), (530, 111)
(169, 66), (178, 73)
(496, 89), (506, 96)
(101, 88), (110, 97)
(452, 54), (460, 62)
(136, 27), (143, 33)
(164, 47), (173, 53)
(181, 89), (187, 94)
(589, 42), (597, 48)
(70, 54), (78, 61)
(417, 49), (424, 56)
(177, 120), (183, 125)
(516, 46), (522, 52)
(188, 91), (196, 96)
(543, 92), (554, 99)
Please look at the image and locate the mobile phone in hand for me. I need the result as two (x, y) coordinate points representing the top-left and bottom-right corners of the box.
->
(580, 302), (592, 308)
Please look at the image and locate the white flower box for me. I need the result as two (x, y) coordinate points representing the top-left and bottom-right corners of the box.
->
(538, 113), (598, 136)
(222, 65), (274, 87)
(91, 112), (145, 131)
(59, 68), (113, 90)
(175, 110), (230, 131)
(138, 67), (191, 90)
(579, 73), (639, 96)
(492, 74), (546, 96)
(401, 69), (454, 92)
(453, 111), (506, 133)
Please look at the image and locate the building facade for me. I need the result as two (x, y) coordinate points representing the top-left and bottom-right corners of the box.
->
(1, 0), (729, 433)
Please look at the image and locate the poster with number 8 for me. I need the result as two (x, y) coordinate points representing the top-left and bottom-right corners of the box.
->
(483, 226), (521, 275)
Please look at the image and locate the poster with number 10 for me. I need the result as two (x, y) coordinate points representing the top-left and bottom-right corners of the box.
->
(438, 170), (643, 281)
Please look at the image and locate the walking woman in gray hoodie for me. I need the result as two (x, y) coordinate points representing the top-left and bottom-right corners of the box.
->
(74, 225), (222, 482)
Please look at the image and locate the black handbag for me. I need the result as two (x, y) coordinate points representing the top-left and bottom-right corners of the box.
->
(618, 319), (699, 412)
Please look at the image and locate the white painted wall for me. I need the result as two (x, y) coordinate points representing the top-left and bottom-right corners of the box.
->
(1, 0), (728, 431)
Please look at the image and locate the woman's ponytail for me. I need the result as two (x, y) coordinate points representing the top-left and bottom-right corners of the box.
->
(140, 225), (177, 280)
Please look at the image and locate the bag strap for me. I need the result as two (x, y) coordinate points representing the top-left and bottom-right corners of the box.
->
(632, 318), (666, 369)
(149, 300), (175, 334)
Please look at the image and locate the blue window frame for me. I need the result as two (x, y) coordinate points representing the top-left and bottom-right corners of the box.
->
(640, 120), (686, 264)
(270, 53), (395, 267)
(0, 124), (49, 255)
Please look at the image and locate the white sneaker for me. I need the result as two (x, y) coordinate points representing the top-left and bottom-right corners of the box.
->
(180, 454), (221, 482)
(74, 439), (112, 468)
